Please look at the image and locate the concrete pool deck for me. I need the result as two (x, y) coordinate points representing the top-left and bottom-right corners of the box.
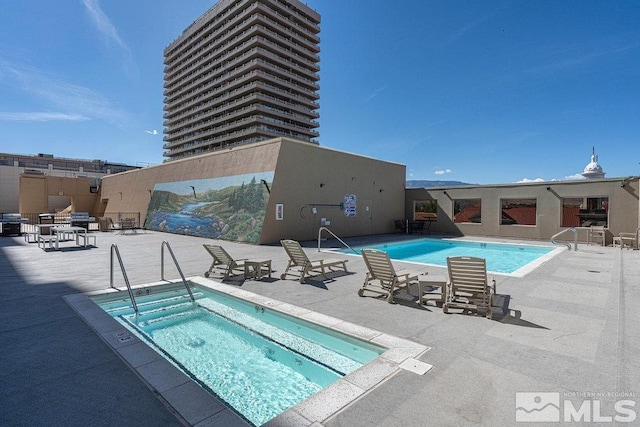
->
(1, 230), (638, 425)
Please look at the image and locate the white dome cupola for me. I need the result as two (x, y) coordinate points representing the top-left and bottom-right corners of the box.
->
(581, 147), (605, 179)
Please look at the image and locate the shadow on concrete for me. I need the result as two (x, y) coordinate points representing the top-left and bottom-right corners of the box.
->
(0, 237), (182, 426)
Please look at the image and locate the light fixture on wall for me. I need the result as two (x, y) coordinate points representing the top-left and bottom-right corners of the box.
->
(319, 183), (325, 187)
(119, 192), (122, 200)
(546, 187), (551, 191)
(620, 176), (635, 188)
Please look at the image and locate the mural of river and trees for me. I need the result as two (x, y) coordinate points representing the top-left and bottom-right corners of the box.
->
(144, 172), (274, 243)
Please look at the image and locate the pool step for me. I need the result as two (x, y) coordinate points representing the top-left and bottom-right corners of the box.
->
(104, 292), (204, 316)
(132, 305), (204, 330)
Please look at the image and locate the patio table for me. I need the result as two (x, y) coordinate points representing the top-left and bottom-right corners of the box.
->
(54, 226), (90, 247)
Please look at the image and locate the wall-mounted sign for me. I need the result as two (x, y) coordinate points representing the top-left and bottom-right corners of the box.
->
(276, 203), (284, 221)
(344, 194), (356, 217)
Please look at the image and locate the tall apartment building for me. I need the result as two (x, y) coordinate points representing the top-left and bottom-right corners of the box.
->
(162, 0), (321, 161)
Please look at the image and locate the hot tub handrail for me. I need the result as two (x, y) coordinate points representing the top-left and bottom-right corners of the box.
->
(317, 227), (359, 254)
(551, 227), (578, 251)
(110, 244), (138, 313)
(161, 241), (195, 302)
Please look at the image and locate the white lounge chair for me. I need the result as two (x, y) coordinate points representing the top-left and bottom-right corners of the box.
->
(443, 256), (496, 319)
(358, 248), (425, 303)
(280, 239), (348, 283)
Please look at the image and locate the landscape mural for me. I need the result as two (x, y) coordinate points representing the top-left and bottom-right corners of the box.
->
(144, 172), (274, 243)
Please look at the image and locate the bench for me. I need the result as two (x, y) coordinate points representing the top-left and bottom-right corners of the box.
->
(24, 231), (38, 243)
(78, 234), (97, 247)
(38, 234), (59, 250)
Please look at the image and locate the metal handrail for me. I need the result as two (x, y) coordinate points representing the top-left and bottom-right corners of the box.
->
(317, 227), (359, 254)
(551, 228), (578, 251)
(110, 244), (138, 313)
(161, 241), (195, 302)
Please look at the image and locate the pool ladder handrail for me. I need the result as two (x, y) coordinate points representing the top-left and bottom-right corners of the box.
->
(110, 244), (138, 313)
(317, 227), (359, 254)
(161, 241), (195, 302)
(551, 227), (578, 251)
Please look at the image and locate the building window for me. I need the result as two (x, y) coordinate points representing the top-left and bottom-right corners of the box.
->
(414, 200), (437, 221)
(562, 197), (608, 227)
(501, 198), (536, 225)
(454, 199), (481, 223)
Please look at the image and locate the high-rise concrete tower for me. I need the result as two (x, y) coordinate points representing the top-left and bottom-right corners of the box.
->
(162, 0), (320, 161)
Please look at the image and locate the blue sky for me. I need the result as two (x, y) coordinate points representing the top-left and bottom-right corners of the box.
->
(1, 1), (638, 184)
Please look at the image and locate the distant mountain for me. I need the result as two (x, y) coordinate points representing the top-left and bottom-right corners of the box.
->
(406, 180), (475, 188)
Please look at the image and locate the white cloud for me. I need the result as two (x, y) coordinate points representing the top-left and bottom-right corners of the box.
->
(145, 129), (158, 135)
(0, 112), (88, 121)
(82, 0), (128, 50)
(434, 169), (452, 175)
(81, 0), (133, 73)
(564, 173), (586, 180)
(516, 178), (546, 183)
(2, 62), (127, 124)
(364, 85), (387, 104)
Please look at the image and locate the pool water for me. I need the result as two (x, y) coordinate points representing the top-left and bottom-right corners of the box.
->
(94, 285), (384, 426)
(339, 238), (557, 274)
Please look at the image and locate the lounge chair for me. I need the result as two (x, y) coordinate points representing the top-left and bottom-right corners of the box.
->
(612, 230), (638, 249)
(588, 225), (606, 246)
(358, 248), (425, 303)
(443, 256), (496, 319)
(203, 244), (247, 280)
(280, 239), (349, 283)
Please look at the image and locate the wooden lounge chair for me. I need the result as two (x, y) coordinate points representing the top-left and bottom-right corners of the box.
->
(280, 239), (349, 283)
(203, 244), (247, 280)
(358, 248), (425, 303)
(443, 256), (496, 319)
(613, 230), (638, 249)
(588, 225), (606, 246)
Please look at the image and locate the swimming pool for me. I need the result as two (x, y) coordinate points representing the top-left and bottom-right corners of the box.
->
(337, 238), (561, 276)
(77, 278), (429, 426)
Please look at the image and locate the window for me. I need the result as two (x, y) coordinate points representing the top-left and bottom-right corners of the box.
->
(501, 198), (536, 225)
(454, 199), (481, 223)
(562, 197), (608, 227)
(414, 200), (437, 221)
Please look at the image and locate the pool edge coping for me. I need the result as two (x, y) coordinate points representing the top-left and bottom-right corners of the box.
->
(64, 276), (431, 427)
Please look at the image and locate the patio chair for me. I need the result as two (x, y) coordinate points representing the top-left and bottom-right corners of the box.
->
(358, 248), (425, 303)
(409, 221), (426, 234)
(280, 239), (349, 284)
(394, 219), (406, 233)
(443, 256), (496, 319)
(203, 244), (247, 280)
